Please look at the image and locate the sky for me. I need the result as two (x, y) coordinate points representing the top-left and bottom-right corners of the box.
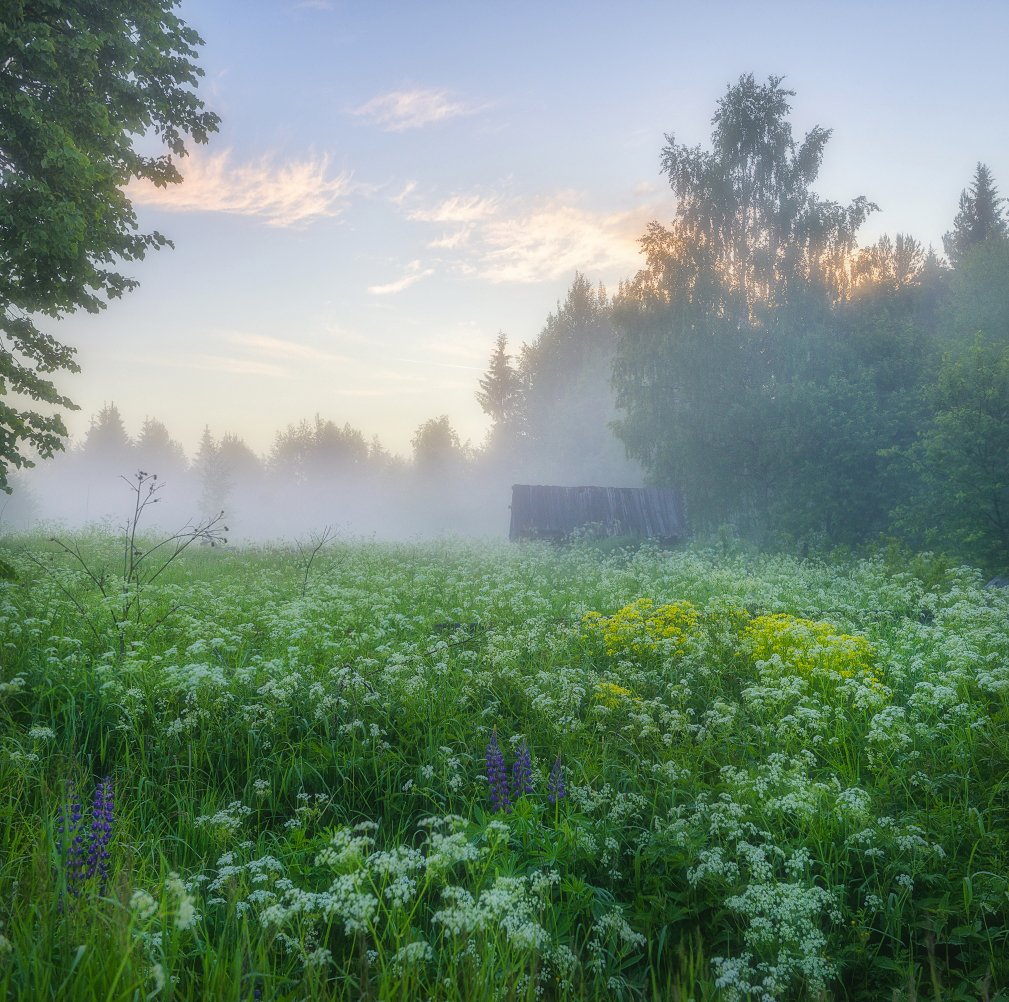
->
(46, 0), (1009, 460)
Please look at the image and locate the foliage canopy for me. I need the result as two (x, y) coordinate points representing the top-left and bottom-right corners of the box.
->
(0, 0), (219, 492)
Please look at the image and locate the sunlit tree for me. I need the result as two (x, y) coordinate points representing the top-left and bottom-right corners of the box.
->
(853, 234), (926, 292)
(655, 73), (874, 316)
(613, 75), (875, 530)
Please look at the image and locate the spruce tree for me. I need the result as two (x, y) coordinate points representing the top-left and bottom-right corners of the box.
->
(943, 163), (1008, 267)
(476, 333), (524, 436)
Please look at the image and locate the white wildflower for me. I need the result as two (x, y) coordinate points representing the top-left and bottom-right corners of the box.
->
(130, 889), (158, 923)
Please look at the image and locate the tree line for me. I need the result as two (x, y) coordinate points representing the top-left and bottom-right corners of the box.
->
(476, 76), (1009, 570)
(6, 406), (506, 537)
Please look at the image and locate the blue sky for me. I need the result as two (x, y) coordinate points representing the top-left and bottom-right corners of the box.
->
(51, 0), (1009, 458)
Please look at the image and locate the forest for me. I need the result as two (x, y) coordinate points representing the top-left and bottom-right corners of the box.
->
(468, 75), (1009, 571)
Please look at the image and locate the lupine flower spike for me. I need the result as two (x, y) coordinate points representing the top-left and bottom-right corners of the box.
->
(56, 777), (114, 901)
(56, 781), (86, 900)
(485, 728), (511, 813)
(547, 755), (566, 804)
(87, 776), (114, 894)
(511, 741), (534, 800)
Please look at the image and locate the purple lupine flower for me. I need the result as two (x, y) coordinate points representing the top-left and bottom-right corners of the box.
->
(485, 729), (511, 813)
(547, 755), (566, 805)
(511, 742), (534, 800)
(67, 783), (88, 892)
(86, 776), (114, 894)
(60, 781), (87, 897)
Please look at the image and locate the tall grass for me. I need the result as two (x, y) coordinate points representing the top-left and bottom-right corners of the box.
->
(0, 535), (1007, 999)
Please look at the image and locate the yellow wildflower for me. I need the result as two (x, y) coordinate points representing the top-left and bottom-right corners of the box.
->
(744, 613), (882, 690)
(583, 598), (699, 658)
(593, 681), (638, 708)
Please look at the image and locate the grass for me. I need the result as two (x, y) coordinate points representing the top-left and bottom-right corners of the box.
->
(0, 533), (1008, 1000)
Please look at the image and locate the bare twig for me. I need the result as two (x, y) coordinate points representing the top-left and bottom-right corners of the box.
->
(33, 471), (228, 656)
(22, 550), (103, 643)
(296, 525), (335, 598)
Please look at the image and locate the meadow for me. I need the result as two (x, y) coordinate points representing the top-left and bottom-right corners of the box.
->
(0, 532), (1008, 1001)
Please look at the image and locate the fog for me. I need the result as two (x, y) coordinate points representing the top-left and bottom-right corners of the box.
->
(2, 393), (641, 545)
(2, 272), (644, 544)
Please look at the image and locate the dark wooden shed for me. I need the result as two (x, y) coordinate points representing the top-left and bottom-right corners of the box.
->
(509, 485), (687, 543)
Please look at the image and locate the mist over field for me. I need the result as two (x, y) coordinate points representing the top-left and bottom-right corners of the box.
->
(5, 273), (646, 542)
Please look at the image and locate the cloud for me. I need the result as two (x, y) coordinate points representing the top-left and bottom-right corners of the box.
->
(408, 193), (500, 224)
(403, 192), (501, 249)
(402, 188), (661, 284)
(353, 88), (481, 131)
(367, 260), (435, 295)
(427, 228), (474, 250)
(475, 196), (651, 283)
(389, 180), (419, 205)
(128, 149), (355, 227)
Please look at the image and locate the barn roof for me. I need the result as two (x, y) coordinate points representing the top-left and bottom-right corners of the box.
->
(509, 485), (687, 543)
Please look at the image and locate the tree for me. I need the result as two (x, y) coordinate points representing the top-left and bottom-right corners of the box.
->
(943, 163), (1007, 268)
(613, 75), (875, 529)
(193, 427), (229, 517)
(412, 415), (465, 478)
(217, 432), (261, 483)
(310, 417), (369, 474)
(80, 402), (132, 468)
(852, 234), (926, 292)
(912, 336), (1009, 570)
(519, 273), (612, 430)
(943, 237), (1009, 344)
(655, 74), (874, 316)
(520, 274), (612, 393)
(270, 416), (368, 485)
(512, 274), (640, 484)
(270, 420), (314, 485)
(476, 332), (524, 443)
(134, 417), (187, 479)
(0, 1), (219, 492)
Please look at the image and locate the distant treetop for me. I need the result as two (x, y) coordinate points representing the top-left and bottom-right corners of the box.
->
(943, 162), (1008, 268)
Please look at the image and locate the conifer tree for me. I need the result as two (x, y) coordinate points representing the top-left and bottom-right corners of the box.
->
(476, 333), (524, 438)
(134, 418), (188, 479)
(80, 403), (133, 469)
(943, 163), (1008, 267)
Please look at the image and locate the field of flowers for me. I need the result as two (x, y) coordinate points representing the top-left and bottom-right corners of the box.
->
(1, 535), (1008, 1000)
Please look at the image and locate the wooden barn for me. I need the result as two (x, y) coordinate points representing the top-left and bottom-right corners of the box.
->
(509, 485), (687, 543)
